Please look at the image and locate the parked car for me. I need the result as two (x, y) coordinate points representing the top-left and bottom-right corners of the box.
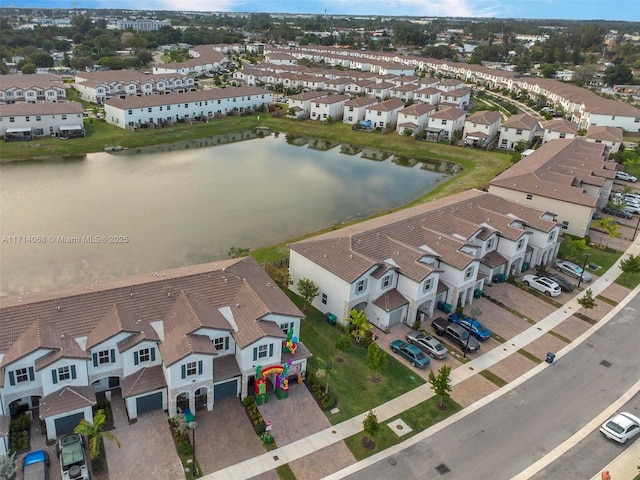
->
(602, 205), (634, 220)
(406, 330), (448, 359)
(23, 450), (50, 480)
(615, 171), (637, 182)
(431, 317), (480, 353)
(600, 412), (640, 444)
(553, 260), (592, 282)
(522, 274), (561, 297)
(544, 273), (575, 292)
(57, 433), (90, 480)
(622, 204), (640, 215)
(389, 340), (431, 368)
(447, 313), (491, 340)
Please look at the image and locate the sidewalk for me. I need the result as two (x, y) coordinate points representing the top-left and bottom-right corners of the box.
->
(589, 441), (640, 480)
(204, 235), (640, 480)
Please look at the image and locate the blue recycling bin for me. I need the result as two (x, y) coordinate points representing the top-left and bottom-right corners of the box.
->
(546, 352), (555, 364)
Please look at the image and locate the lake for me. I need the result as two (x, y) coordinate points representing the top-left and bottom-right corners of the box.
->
(0, 130), (456, 296)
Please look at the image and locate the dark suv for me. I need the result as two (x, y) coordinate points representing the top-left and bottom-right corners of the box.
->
(602, 205), (633, 220)
(431, 317), (480, 353)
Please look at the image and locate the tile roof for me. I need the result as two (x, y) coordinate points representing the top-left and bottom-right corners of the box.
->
(40, 385), (96, 419)
(0, 257), (302, 365)
(585, 125), (623, 143)
(34, 334), (90, 371)
(212, 354), (241, 382)
(121, 365), (167, 397)
(490, 138), (615, 207)
(291, 190), (555, 282)
(501, 113), (540, 130)
(466, 110), (502, 125)
(367, 97), (404, 112)
(431, 106), (466, 120)
(372, 289), (409, 312)
(1, 101), (83, 116)
(542, 118), (579, 134)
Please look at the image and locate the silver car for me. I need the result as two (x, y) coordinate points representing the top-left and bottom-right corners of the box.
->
(553, 260), (592, 282)
(406, 330), (448, 359)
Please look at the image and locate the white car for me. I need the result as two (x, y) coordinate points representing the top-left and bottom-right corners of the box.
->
(522, 274), (561, 297)
(553, 260), (592, 282)
(600, 412), (640, 444)
(615, 171), (637, 182)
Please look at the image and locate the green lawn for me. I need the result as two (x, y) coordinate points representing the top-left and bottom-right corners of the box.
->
(294, 295), (427, 425)
(343, 396), (461, 460)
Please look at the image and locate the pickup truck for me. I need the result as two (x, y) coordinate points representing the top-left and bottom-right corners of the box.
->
(431, 316), (480, 353)
(57, 434), (90, 480)
(23, 450), (49, 480)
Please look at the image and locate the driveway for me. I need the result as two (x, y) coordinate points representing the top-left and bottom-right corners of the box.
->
(104, 393), (184, 480)
(257, 383), (356, 480)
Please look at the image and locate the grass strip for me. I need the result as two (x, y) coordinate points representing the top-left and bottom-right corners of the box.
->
(479, 369), (508, 388)
(518, 349), (543, 364)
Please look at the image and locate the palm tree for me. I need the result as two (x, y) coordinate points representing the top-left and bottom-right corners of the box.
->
(315, 357), (336, 395)
(74, 409), (121, 460)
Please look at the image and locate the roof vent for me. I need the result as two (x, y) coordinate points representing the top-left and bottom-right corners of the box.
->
(57, 306), (61, 311)
(130, 292), (134, 297)
(137, 319), (142, 325)
(236, 303), (241, 308)
(167, 292), (172, 297)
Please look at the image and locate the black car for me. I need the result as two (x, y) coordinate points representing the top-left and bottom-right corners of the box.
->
(602, 206), (633, 220)
(544, 273), (574, 292)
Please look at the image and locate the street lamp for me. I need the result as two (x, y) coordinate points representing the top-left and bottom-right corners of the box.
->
(188, 421), (198, 476)
(577, 253), (591, 289)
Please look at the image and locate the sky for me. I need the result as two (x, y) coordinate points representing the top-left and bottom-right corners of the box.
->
(5, 0), (640, 22)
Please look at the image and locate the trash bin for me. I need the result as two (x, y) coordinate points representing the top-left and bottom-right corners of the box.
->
(546, 352), (556, 364)
(324, 313), (337, 326)
(474, 289), (484, 298)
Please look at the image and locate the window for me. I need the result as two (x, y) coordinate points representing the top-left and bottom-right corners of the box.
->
(464, 266), (474, 280)
(9, 117), (15, 123)
(516, 238), (525, 250)
(516, 129), (523, 135)
(548, 231), (556, 243)
(148, 107), (152, 112)
(257, 345), (268, 359)
(561, 220), (569, 230)
(25, 116), (30, 122)
(486, 237), (495, 250)
(559, 133), (566, 138)
(441, 119), (447, 125)
(139, 348), (150, 362)
(61, 115), (67, 120)
(526, 193), (533, 200)
(128, 109), (133, 114)
(214, 338), (225, 350)
(423, 277), (433, 292)
(186, 361), (197, 376)
(36, 115), (41, 121)
(356, 278), (368, 293)
(15, 368), (29, 383)
(167, 105), (171, 110)
(382, 274), (392, 288)
(321, 293), (327, 305)
(98, 350), (111, 365)
(58, 366), (70, 381)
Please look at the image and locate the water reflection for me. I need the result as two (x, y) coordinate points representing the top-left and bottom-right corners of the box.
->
(0, 131), (457, 296)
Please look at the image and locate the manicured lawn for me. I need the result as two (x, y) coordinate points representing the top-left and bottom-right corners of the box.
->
(343, 396), (461, 460)
(296, 297), (426, 425)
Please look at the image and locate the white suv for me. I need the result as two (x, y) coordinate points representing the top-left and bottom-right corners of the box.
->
(522, 274), (562, 297)
(615, 171), (637, 182)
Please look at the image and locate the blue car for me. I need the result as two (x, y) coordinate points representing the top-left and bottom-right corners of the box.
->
(448, 313), (491, 341)
(389, 340), (431, 369)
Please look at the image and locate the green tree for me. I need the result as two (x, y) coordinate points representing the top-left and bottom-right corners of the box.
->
(562, 237), (587, 262)
(362, 410), (380, 448)
(74, 409), (121, 460)
(428, 364), (452, 409)
(348, 309), (372, 344)
(367, 342), (388, 381)
(604, 64), (633, 86)
(620, 254), (640, 274)
(316, 357), (336, 395)
(591, 217), (622, 248)
(297, 278), (319, 312)
(228, 246), (249, 258)
(0, 452), (16, 480)
(577, 288), (597, 312)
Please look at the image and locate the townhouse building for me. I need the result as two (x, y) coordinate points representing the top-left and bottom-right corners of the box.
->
(438, 88), (472, 109)
(1, 101), (84, 140)
(413, 87), (441, 106)
(103, 86), (272, 129)
(364, 97), (405, 129)
(0, 258), (307, 443)
(541, 118), (579, 144)
(0, 74), (66, 105)
(425, 107), (467, 143)
(288, 190), (561, 331)
(396, 103), (436, 135)
(286, 91), (328, 120)
(463, 110), (502, 147)
(498, 113), (540, 150)
(489, 139), (617, 237)
(75, 70), (195, 104)
(310, 94), (350, 122)
(584, 125), (624, 154)
(342, 97), (379, 125)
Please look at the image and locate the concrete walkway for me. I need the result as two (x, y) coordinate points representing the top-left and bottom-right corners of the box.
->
(204, 234), (640, 480)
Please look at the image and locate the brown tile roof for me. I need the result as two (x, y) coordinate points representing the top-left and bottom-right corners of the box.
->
(35, 334), (90, 371)
(289, 91), (328, 101)
(86, 304), (146, 349)
(1, 101), (83, 116)
(501, 113), (540, 130)
(542, 118), (579, 134)
(585, 125), (623, 143)
(290, 190), (557, 282)
(368, 97), (404, 112)
(481, 250), (508, 268)
(121, 365), (167, 398)
(490, 138), (615, 207)
(314, 94), (350, 105)
(1, 73), (63, 89)
(0, 257), (302, 364)
(466, 110), (502, 125)
(372, 289), (409, 312)
(431, 106), (466, 120)
(212, 354), (241, 382)
(399, 103), (435, 116)
(40, 386), (96, 419)
(104, 86), (269, 109)
(344, 97), (378, 107)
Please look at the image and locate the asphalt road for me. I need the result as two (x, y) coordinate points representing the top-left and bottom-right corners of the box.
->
(345, 293), (640, 480)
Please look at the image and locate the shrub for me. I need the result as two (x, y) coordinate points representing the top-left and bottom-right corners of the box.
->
(335, 333), (352, 351)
